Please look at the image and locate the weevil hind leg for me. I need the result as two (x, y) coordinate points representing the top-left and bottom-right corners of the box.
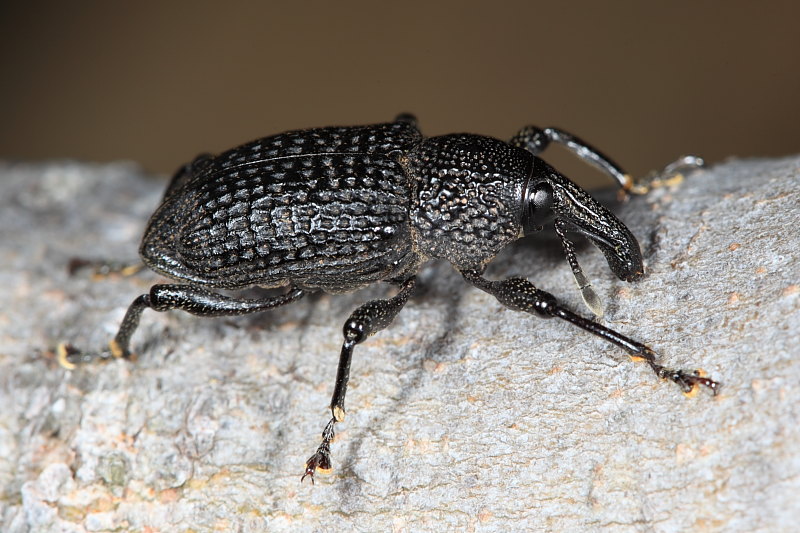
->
(59, 284), (306, 368)
(302, 277), (416, 484)
(65, 158), (211, 284)
(115, 284), (306, 358)
(67, 257), (144, 280)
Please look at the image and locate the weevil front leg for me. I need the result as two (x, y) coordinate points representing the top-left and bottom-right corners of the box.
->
(302, 276), (416, 484)
(510, 126), (705, 196)
(510, 126), (632, 191)
(628, 155), (706, 195)
(460, 269), (719, 395)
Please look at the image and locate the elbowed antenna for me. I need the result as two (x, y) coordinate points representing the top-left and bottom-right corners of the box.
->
(554, 219), (604, 317)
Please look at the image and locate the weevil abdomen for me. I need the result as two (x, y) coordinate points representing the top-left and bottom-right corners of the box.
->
(141, 121), (423, 291)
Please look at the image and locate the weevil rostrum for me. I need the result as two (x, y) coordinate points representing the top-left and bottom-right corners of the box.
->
(61, 114), (719, 483)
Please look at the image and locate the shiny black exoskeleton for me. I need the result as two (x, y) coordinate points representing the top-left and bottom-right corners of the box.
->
(96, 114), (718, 483)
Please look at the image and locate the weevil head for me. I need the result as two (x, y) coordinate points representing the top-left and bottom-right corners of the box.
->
(522, 158), (644, 282)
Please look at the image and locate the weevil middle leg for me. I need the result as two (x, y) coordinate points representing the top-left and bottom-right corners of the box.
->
(302, 276), (417, 483)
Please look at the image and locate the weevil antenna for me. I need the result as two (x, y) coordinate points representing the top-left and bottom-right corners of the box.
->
(554, 219), (604, 317)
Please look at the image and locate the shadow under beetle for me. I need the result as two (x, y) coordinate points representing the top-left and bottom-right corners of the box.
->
(70, 114), (720, 483)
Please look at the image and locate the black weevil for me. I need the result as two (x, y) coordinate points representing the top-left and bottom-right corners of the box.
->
(62, 114), (719, 483)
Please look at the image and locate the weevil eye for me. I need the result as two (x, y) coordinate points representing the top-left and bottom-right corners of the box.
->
(522, 181), (554, 234)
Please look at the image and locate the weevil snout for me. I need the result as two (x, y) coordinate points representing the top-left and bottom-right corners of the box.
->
(523, 167), (644, 282)
(563, 217), (645, 282)
(522, 164), (644, 316)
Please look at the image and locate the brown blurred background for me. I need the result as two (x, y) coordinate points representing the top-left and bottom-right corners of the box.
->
(1, 1), (798, 187)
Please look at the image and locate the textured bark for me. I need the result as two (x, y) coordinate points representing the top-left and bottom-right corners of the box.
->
(1, 156), (798, 532)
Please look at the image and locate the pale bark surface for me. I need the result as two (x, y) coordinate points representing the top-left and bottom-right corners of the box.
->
(1, 156), (798, 532)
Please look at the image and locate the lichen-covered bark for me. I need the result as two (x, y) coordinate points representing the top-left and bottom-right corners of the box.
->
(1, 157), (798, 532)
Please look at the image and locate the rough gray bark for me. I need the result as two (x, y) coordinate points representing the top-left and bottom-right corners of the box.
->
(1, 156), (798, 532)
